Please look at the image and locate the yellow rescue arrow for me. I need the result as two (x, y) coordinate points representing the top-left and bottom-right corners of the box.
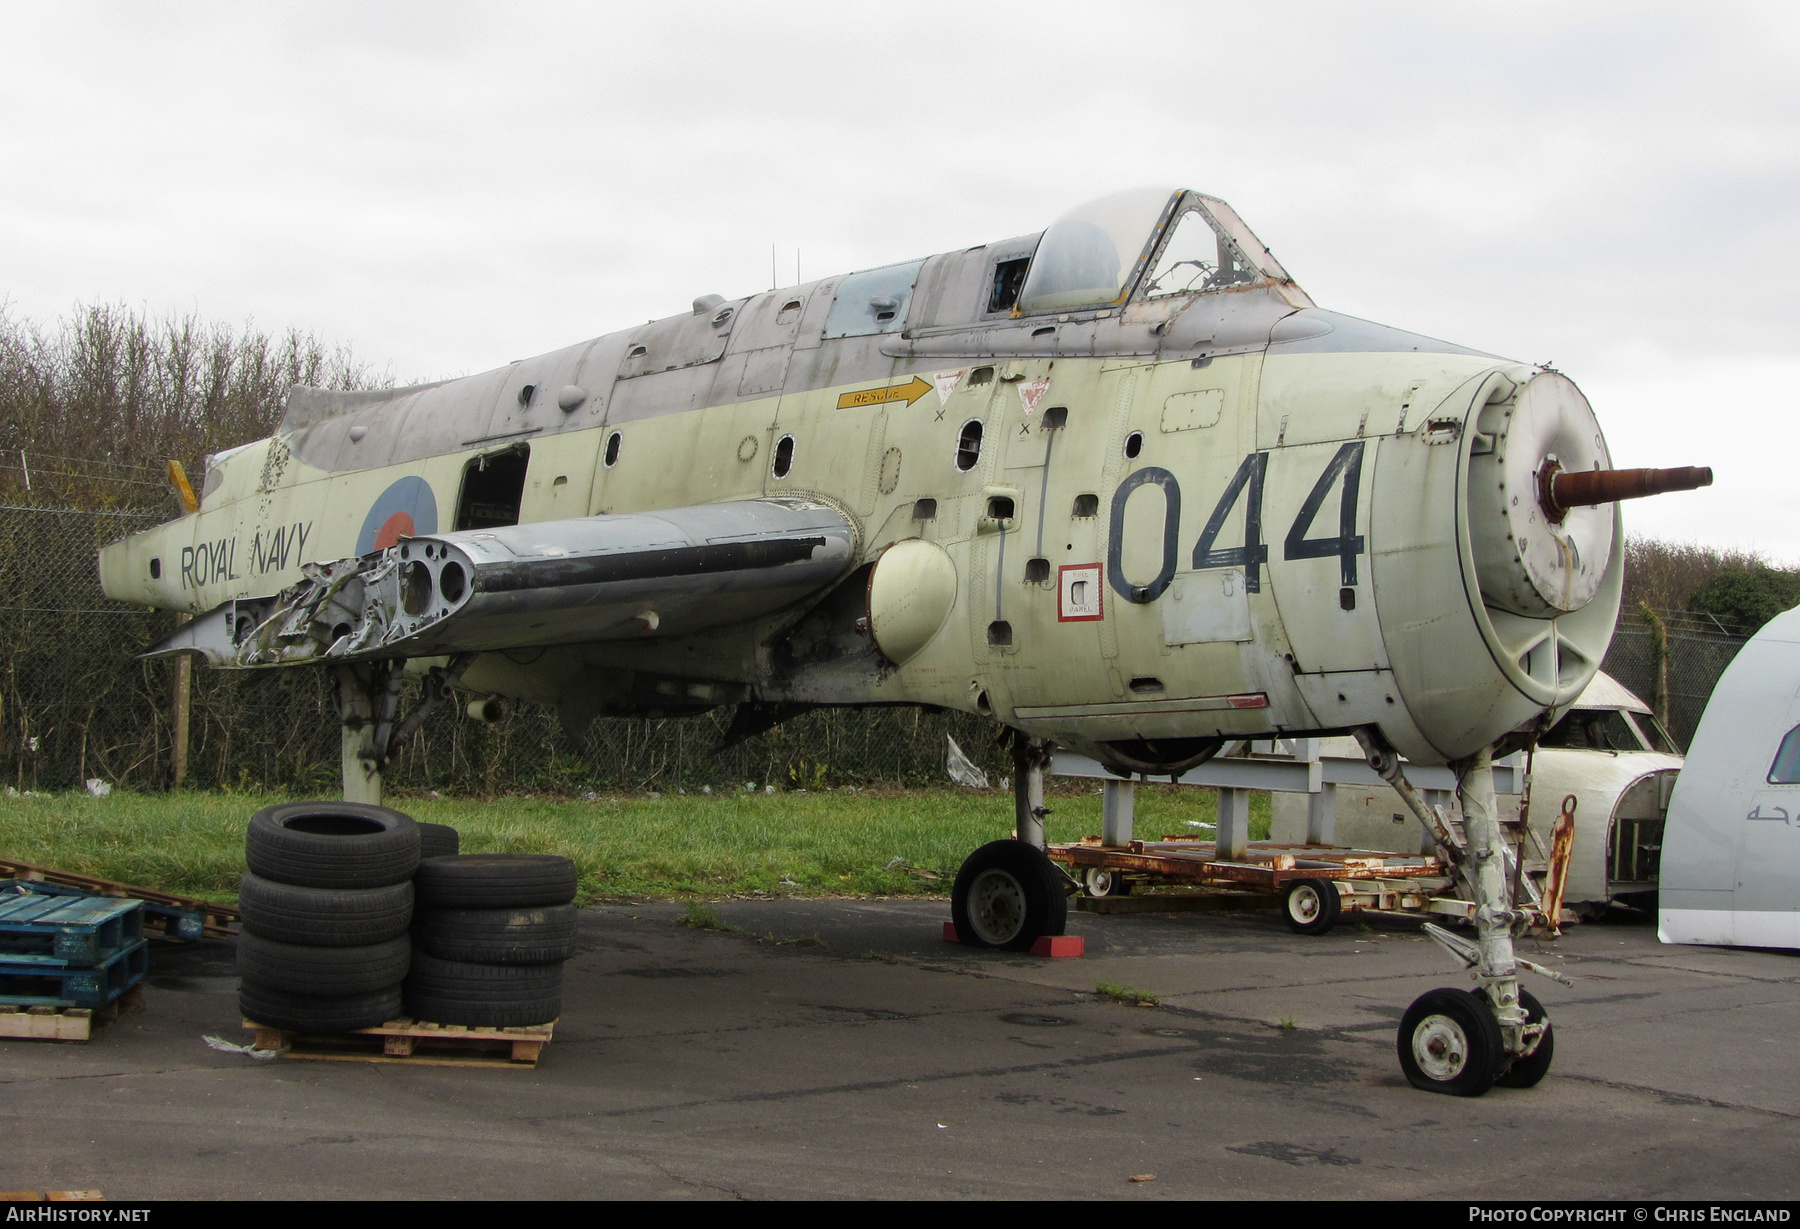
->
(835, 376), (933, 411)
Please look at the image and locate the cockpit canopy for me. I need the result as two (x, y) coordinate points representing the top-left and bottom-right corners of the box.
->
(1014, 186), (1291, 315)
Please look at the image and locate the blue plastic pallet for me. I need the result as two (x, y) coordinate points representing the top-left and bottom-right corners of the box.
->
(0, 940), (148, 1008)
(0, 886), (143, 967)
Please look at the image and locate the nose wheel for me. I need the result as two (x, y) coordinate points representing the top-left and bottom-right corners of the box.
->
(1398, 988), (1506, 1097)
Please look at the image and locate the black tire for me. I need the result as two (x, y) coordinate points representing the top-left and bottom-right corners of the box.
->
(413, 904), (579, 964)
(1282, 878), (1342, 935)
(1495, 989), (1555, 1088)
(950, 840), (1068, 951)
(1397, 987), (1505, 1097)
(235, 932), (411, 996)
(240, 981), (402, 1034)
(413, 854), (578, 909)
(417, 822), (460, 860)
(1082, 867), (1132, 898)
(245, 802), (420, 889)
(238, 873), (413, 946)
(403, 951), (564, 1027)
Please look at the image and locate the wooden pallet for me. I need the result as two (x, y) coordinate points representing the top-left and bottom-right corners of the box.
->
(243, 1015), (554, 1069)
(0, 984), (142, 1042)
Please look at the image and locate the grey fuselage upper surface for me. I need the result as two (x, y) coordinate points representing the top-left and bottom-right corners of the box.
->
(101, 187), (1623, 772)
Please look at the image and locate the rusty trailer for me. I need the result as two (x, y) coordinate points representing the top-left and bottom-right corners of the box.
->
(1048, 744), (1555, 935)
(1048, 835), (1465, 934)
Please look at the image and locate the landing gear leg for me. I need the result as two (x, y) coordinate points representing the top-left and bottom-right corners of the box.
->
(1360, 732), (1558, 1096)
(1011, 733), (1053, 850)
(951, 734), (1066, 948)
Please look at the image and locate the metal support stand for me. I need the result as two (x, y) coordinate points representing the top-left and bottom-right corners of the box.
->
(1305, 786), (1336, 845)
(1101, 779), (1135, 847)
(1421, 788), (1452, 856)
(1456, 746), (1529, 1051)
(335, 665), (382, 806)
(1012, 735), (1053, 850)
(1216, 787), (1249, 859)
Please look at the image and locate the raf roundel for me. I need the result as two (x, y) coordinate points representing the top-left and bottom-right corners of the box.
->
(356, 476), (439, 556)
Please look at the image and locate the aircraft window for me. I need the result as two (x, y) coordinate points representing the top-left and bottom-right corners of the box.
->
(823, 261), (925, 339)
(1144, 208), (1261, 298)
(1015, 187), (1178, 314)
(988, 258), (1029, 313)
(955, 420), (983, 472)
(1769, 725), (1800, 784)
(1623, 711), (1681, 755)
(1072, 493), (1099, 517)
(772, 435), (795, 479)
(1541, 708), (1644, 753)
(1124, 431), (1143, 459)
(455, 446), (529, 531)
(604, 431), (622, 467)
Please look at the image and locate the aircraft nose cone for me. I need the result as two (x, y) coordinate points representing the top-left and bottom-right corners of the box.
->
(1466, 371), (1614, 617)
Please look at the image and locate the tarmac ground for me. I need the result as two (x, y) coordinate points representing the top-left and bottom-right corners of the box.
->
(4, 896), (1798, 1200)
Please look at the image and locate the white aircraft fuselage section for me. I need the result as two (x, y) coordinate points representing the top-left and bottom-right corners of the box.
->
(99, 187), (1627, 771)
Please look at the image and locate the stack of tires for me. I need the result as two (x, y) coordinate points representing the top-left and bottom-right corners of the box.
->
(406, 855), (578, 1028)
(237, 802), (423, 1033)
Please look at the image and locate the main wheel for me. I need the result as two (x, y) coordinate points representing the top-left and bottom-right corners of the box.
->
(1282, 878), (1342, 935)
(1397, 987), (1505, 1097)
(951, 840), (1068, 951)
(1082, 867), (1132, 898)
(1494, 988), (1555, 1088)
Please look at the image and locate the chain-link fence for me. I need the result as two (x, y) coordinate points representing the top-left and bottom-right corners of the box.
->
(0, 505), (1015, 794)
(0, 505), (1750, 793)
(1600, 610), (1747, 751)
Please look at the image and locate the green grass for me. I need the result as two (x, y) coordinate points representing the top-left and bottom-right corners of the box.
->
(0, 783), (1269, 905)
(1095, 980), (1161, 1007)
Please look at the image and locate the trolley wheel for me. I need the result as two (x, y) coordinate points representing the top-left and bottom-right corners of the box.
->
(1397, 987), (1504, 1097)
(951, 840), (1068, 951)
(1494, 989), (1555, 1089)
(1281, 878), (1342, 935)
(1082, 867), (1132, 898)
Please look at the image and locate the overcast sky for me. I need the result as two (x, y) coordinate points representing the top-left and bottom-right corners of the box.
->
(3, 2), (1795, 558)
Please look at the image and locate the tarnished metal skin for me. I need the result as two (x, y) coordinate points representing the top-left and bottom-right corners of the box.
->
(99, 185), (1684, 774)
(150, 497), (856, 666)
(99, 185), (1714, 1093)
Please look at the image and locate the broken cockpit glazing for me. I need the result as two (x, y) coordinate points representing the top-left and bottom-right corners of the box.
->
(1013, 187), (1290, 316)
